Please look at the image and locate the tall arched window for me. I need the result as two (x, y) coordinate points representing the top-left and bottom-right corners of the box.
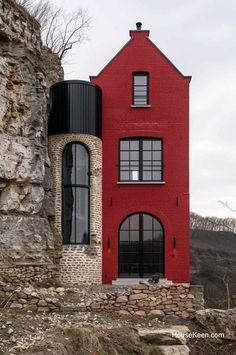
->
(62, 143), (90, 244)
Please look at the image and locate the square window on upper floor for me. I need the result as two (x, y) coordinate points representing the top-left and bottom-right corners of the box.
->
(119, 138), (164, 183)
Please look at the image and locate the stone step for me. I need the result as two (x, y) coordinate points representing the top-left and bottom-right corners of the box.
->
(112, 278), (173, 286)
(112, 278), (149, 285)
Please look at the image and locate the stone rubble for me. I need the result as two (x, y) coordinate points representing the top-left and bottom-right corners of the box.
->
(0, 281), (63, 312)
(196, 308), (236, 340)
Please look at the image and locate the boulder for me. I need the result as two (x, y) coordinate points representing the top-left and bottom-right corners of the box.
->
(138, 327), (189, 345)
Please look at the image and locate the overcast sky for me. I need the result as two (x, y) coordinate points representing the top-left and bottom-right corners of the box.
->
(53, 0), (236, 218)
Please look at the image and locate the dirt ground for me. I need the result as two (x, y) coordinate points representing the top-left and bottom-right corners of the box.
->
(0, 307), (235, 355)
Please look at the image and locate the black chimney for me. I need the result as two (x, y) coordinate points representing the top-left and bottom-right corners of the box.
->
(136, 22), (142, 31)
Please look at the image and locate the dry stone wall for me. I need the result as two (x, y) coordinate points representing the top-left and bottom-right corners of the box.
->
(0, 0), (63, 280)
(0, 281), (204, 319)
(86, 283), (204, 319)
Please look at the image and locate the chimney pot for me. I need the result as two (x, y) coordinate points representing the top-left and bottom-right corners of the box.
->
(136, 22), (142, 31)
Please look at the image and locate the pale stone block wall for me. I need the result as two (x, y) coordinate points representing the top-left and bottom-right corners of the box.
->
(49, 134), (102, 284)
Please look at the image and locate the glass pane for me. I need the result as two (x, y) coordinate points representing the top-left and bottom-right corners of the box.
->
(143, 241), (153, 252)
(120, 231), (129, 241)
(143, 231), (152, 241)
(130, 231), (139, 241)
(134, 86), (147, 92)
(143, 151), (152, 160)
(130, 214), (139, 230)
(128, 253), (139, 263)
(143, 161), (152, 167)
(63, 144), (76, 185)
(143, 264), (153, 274)
(143, 141), (152, 150)
(121, 161), (129, 166)
(153, 140), (162, 150)
(130, 241), (139, 252)
(143, 214), (153, 230)
(130, 141), (139, 150)
(134, 75), (147, 85)
(143, 171), (152, 180)
(153, 253), (164, 262)
(153, 171), (162, 181)
(143, 215), (153, 229)
(153, 231), (163, 241)
(62, 187), (75, 243)
(143, 253), (153, 263)
(153, 151), (161, 160)
(120, 141), (129, 150)
(153, 219), (162, 230)
(75, 188), (89, 244)
(120, 171), (129, 180)
(120, 243), (129, 253)
(131, 170), (139, 180)
(153, 241), (164, 250)
(120, 218), (129, 230)
(120, 151), (129, 160)
(130, 151), (139, 160)
(130, 264), (139, 274)
(134, 90), (147, 96)
(75, 144), (89, 185)
(134, 98), (147, 105)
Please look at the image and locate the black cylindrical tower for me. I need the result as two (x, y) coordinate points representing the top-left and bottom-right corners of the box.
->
(48, 80), (102, 138)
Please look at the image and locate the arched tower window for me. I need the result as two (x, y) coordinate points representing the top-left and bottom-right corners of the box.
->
(62, 143), (90, 244)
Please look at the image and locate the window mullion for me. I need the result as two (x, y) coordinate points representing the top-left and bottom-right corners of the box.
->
(139, 139), (142, 181)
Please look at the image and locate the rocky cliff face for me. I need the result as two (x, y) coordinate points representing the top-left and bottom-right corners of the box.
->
(0, 0), (63, 268)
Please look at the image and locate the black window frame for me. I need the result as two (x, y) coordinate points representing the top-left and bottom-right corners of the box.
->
(62, 142), (90, 245)
(132, 72), (149, 106)
(119, 138), (163, 182)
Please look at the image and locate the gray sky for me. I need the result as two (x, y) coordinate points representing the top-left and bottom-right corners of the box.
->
(54, 0), (236, 218)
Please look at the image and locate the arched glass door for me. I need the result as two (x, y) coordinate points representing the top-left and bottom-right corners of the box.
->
(119, 213), (164, 278)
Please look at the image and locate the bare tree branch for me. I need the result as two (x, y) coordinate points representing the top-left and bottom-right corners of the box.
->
(218, 201), (236, 212)
(16, 0), (90, 60)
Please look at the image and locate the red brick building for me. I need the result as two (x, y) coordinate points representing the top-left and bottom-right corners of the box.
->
(91, 23), (191, 284)
(49, 23), (191, 285)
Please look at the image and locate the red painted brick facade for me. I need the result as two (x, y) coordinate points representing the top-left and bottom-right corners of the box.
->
(91, 28), (191, 284)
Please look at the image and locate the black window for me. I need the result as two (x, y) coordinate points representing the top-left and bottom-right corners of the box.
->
(119, 213), (164, 278)
(62, 143), (90, 244)
(132, 73), (149, 105)
(119, 138), (163, 182)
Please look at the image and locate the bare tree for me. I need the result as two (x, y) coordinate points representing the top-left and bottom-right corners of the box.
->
(190, 211), (236, 234)
(16, 0), (91, 60)
(45, 8), (90, 60)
